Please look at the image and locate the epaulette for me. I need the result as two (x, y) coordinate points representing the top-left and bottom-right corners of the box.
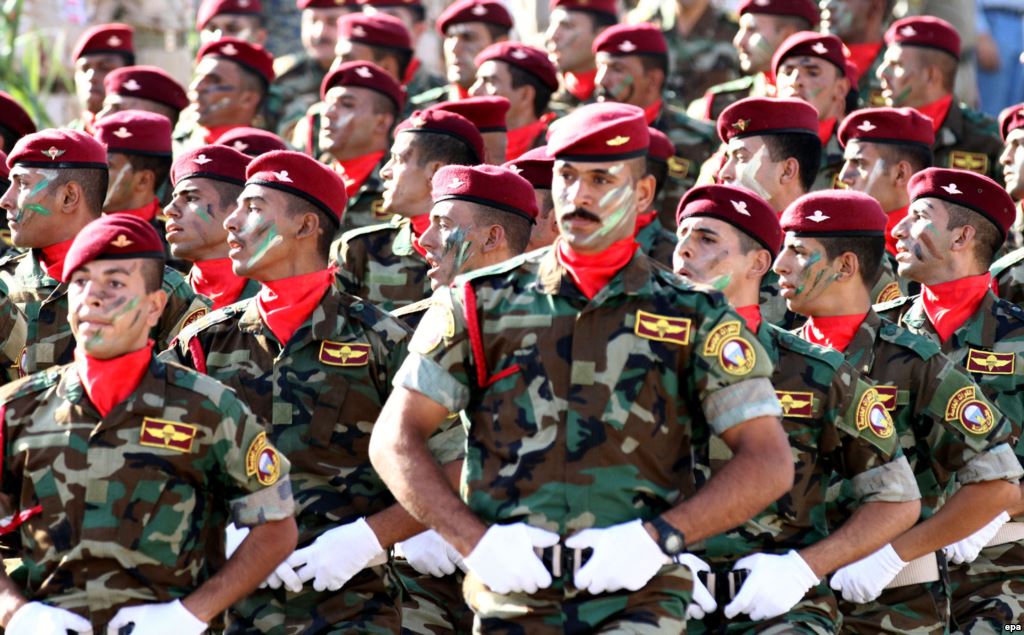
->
(338, 218), (402, 244)
(991, 247), (1024, 278)
(176, 301), (247, 345)
(877, 317), (941, 360)
(457, 248), (545, 286)
(705, 75), (755, 96)
(0, 366), (62, 403)
(410, 85), (448, 107)
(768, 323), (846, 371)
(338, 291), (413, 338)
(392, 297), (432, 319)
(993, 296), (1024, 325)
(273, 52), (303, 78)
(0, 250), (26, 270)
(873, 294), (914, 313)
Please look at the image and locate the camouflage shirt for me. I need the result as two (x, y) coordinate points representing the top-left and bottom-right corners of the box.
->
(405, 68), (452, 117)
(334, 155), (391, 235)
(992, 247), (1024, 307)
(271, 53), (329, 145)
(686, 72), (772, 123)
(396, 246), (783, 533)
(812, 128), (845, 192)
(333, 216), (432, 312)
(933, 103), (1004, 184)
(651, 104), (718, 230)
(635, 214), (676, 267)
(0, 355), (294, 629)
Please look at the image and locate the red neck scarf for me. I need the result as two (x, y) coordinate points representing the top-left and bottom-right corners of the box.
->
(110, 196), (160, 222)
(454, 84), (471, 100)
(75, 341), (154, 418)
(202, 125), (241, 144)
(922, 273), (991, 342)
(564, 68), (597, 101)
(506, 113), (556, 161)
(643, 98), (663, 125)
(802, 313), (867, 353)
(736, 304), (762, 333)
(555, 237), (638, 300)
(335, 150), (385, 198)
(409, 213), (431, 258)
(846, 42), (883, 82)
(256, 267), (334, 345)
(915, 94), (953, 132)
(634, 210), (657, 233)
(40, 238), (75, 281)
(885, 205), (909, 256)
(402, 57), (421, 86)
(818, 117), (837, 146)
(191, 258), (250, 310)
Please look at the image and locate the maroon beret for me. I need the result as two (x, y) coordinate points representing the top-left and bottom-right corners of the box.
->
(73, 23), (134, 61)
(196, 38), (276, 85)
(772, 31), (846, 76)
(838, 107), (934, 149)
(358, 0), (423, 9)
(593, 23), (667, 57)
(299, 0), (359, 7)
(338, 12), (412, 50)
(780, 190), (887, 236)
(550, 0), (617, 19)
(64, 214), (165, 282)
(503, 145), (553, 188)
(647, 127), (673, 162)
(94, 110), (173, 157)
(908, 168), (1015, 241)
(171, 144), (251, 187)
(0, 92), (36, 140)
(7, 129), (107, 170)
(432, 164), (538, 223)
(547, 102), (649, 161)
(677, 184), (782, 255)
(395, 109), (485, 163)
(737, 0), (819, 27)
(197, 0), (263, 30)
(717, 97), (819, 143)
(216, 127), (289, 155)
(999, 103), (1024, 142)
(430, 97), (510, 133)
(246, 150), (348, 225)
(103, 66), (189, 112)
(436, 0), (513, 34)
(885, 16), (960, 60)
(0, 151), (9, 182)
(475, 42), (559, 92)
(321, 61), (405, 113)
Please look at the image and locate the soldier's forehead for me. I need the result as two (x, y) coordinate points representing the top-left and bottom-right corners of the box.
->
(1006, 128), (1024, 146)
(554, 158), (628, 174)
(726, 135), (763, 152)
(779, 56), (827, 69)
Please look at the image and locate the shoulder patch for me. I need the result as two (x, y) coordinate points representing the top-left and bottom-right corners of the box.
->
(856, 387), (895, 439)
(965, 347), (1015, 374)
(245, 431), (282, 486)
(948, 150), (989, 175)
(945, 386), (996, 435)
(873, 294), (914, 313)
(704, 321), (756, 375)
(409, 301), (455, 355)
(874, 281), (902, 304)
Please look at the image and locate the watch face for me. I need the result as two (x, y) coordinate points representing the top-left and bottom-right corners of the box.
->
(665, 533), (683, 554)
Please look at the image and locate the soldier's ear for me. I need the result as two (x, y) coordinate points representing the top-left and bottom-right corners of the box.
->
(835, 251), (860, 281)
(145, 289), (169, 329)
(58, 180), (84, 215)
(634, 173), (656, 216)
(949, 223), (976, 253)
(748, 249), (773, 279)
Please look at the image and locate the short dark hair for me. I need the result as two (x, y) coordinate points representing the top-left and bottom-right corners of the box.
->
(918, 47), (958, 92)
(476, 205), (531, 254)
(285, 197), (336, 258)
(52, 167), (109, 216)
(946, 203), (1002, 267)
(411, 132), (479, 166)
(123, 153), (172, 195)
(735, 229), (762, 256)
(507, 64), (554, 119)
(208, 179), (244, 212)
(537, 190), (554, 220)
(775, 14), (813, 31)
(367, 89), (398, 119)
(142, 260), (165, 293)
(0, 124), (19, 153)
(639, 54), (668, 88)
(371, 46), (413, 82)
(581, 10), (618, 30)
(236, 63), (268, 100)
(483, 23), (510, 41)
(761, 133), (822, 193)
(873, 142), (933, 173)
(645, 157), (669, 199)
(818, 235), (886, 287)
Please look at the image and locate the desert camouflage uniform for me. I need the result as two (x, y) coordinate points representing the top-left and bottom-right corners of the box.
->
(333, 216), (432, 312)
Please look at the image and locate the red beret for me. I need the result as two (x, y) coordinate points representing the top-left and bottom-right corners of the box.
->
(908, 168), (1015, 241)
(358, 0), (423, 8)
(772, 31), (846, 76)
(246, 150), (348, 225)
(299, 0), (359, 7)
(717, 97), (819, 143)
(196, 38), (276, 85)
(503, 145), (553, 189)
(73, 23), (134, 61)
(0, 151), (9, 182)
(436, 0), (513, 35)
(103, 66), (189, 112)
(475, 42), (559, 92)
(216, 127), (289, 155)
(885, 16), (960, 60)
(63, 214), (165, 283)
(431, 164), (538, 223)
(547, 102), (649, 161)
(647, 127), (673, 162)
(395, 109), (485, 163)
(737, 0), (819, 27)
(780, 190), (887, 236)
(94, 110), (173, 156)
(0, 92), (36, 140)
(338, 12), (412, 51)
(549, 0), (617, 19)
(430, 97), (510, 133)
(7, 129), (106, 170)
(197, 0), (263, 30)
(321, 61), (405, 113)
(677, 184), (782, 255)
(838, 107), (934, 149)
(999, 103), (1024, 142)
(593, 23), (667, 57)
(171, 144), (252, 187)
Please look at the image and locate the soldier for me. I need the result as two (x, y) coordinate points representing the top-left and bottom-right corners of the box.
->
(94, 111), (172, 224)
(96, 66), (190, 126)
(0, 150), (26, 363)
(635, 127), (679, 266)
(162, 150), (412, 633)
(877, 16), (1004, 181)
(878, 167), (1024, 631)
(196, 0), (269, 47)
(218, 126), (291, 156)
(430, 96), (510, 164)
(333, 108), (484, 311)
(0, 129), (210, 377)
(673, 185), (921, 633)
(770, 190), (1022, 634)
(544, 0), (618, 114)
(687, 0), (817, 122)
(503, 145), (559, 251)
(819, 0), (889, 107)
(165, 145), (261, 309)
(320, 61), (404, 233)
(993, 104), (1024, 299)
(0, 92), (36, 153)
(69, 23), (135, 133)
(433, 0), (512, 103)
(0, 213), (297, 634)
(369, 101), (796, 634)
(471, 42), (559, 161)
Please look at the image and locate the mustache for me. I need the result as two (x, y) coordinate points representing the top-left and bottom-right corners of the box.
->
(562, 207), (601, 223)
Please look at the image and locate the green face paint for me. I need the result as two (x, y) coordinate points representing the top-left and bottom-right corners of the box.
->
(794, 250), (822, 295)
(23, 203), (52, 216)
(195, 203), (214, 224)
(891, 85), (913, 106)
(710, 273), (732, 291)
(247, 224), (282, 267)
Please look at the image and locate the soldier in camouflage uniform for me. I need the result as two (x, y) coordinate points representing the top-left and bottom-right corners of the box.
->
(0, 130), (210, 381)
(431, 0), (513, 104)
(878, 167), (1024, 632)
(0, 149), (21, 261)
(334, 109), (484, 311)
(0, 213), (297, 634)
(370, 103), (796, 634)
(819, 0), (889, 108)
(503, 146), (560, 252)
(636, 127), (680, 265)
(674, 185), (921, 632)
(544, 0), (617, 116)
(68, 24), (135, 134)
(991, 104), (1024, 299)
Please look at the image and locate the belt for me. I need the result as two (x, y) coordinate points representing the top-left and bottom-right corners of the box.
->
(699, 568), (749, 607)
(985, 521), (1024, 547)
(534, 544), (592, 577)
(884, 551), (939, 589)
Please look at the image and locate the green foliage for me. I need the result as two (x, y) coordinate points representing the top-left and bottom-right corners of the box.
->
(0, 0), (74, 127)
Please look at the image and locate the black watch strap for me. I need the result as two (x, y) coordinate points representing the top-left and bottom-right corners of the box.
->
(650, 516), (686, 556)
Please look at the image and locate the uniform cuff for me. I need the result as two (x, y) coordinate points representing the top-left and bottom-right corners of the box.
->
(957, 443), (1024, 485)
(427, 414), (468, 464)
(394, 353), (470, 413)
(230, 476), (296, 526)
(851, 455), (921, 503)
(702, 377), (782, 435)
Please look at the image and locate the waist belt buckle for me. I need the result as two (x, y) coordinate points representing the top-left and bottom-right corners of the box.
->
(534, 544), (592, 578)
(700, 568), (749, 608)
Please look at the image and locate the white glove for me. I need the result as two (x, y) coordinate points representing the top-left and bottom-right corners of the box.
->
(398, 529), (466, 577)
(7, 602), (93, 634)
(943, 511), (1011, 565)
(724, 550), (819, 621)
(675, 554), (717, 619)
(261, 558), (305, 593)
(225, 523), (249, 558)
(291, 518), (385, 592)
(106, 599), (206, 635)
(565, 519), (669, 594)
(829, 543), (907, 603)
(463, 522), (560, 594)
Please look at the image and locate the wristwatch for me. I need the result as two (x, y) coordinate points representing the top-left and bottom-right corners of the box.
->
(649, 516), (686, 557)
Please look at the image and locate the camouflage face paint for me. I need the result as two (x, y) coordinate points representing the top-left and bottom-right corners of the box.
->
(195, 203), (214, 224)
(890, 85), (913, 107)
(104, 163), (131, 208)
(737, 145), (773, 201)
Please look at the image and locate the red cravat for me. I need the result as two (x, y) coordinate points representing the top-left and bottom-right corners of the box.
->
(191, 258), (251, 310)
(409, 214), (431, 258)
(335, 151), (386, 199)
(634, 210), (657, 233)
(818, 118), (837, 147)
(110, 197), (160, 222)
(506, 113), (556, 161)
(555, 237), (638, 300)
(915, 95), (953, 132)
(802, 313), (867, 353)
(201, 125), (241, 144)
(643, 99), (663, 125)
(40, 238), (75, 281)
(735, 305), (762, 333)
(564, 68), (597, 101)
(845, 42), (883, 83)
(256, 268), (334, 344)
(75, 341), (154, 417)
(921, 273), (991, 342)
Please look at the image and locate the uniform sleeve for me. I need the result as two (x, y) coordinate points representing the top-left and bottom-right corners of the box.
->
(156, 268), (212, 348)
(426, 412), (467, 465)
(0, 294), (26, 371)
